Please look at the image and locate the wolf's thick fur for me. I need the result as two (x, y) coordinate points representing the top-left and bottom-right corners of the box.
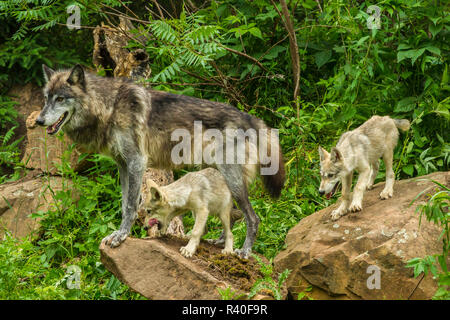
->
(318, 115), (410, 221)
(37, 64), (285, 257)
(143, 168), (238, 258)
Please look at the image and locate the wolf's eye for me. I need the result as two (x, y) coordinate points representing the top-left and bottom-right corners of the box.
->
(55, 96), (64, 102)
(328, 173), (335, 178)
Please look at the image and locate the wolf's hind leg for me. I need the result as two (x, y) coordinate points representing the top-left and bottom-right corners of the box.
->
(217, 164), (259, 259)
(367, 160), (379, 190)
(208, 206), (241, 246)
(218, 204), (234, 255)
(380, 150), (394, 199)
(180, 208), (208, 258)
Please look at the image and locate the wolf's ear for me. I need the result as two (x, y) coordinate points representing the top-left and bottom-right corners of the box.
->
(67, 64), (85, 89)
(42, 64), (55, 82)
(330, 147), (343, 163)
(318, 146), (329, 162)
(150, 186), (164, 204)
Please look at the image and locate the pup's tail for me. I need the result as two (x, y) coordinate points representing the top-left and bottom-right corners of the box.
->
(393, 119), (410, 132)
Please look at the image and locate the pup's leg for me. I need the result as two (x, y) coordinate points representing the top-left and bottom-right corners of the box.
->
(380, 149), (394, 199)
(367, 160), (379, 190)
(217, 164), (259, 259)
(349, 166), (371, 212)
(180, 208), (208, 258)
(331, 171), (352, 220)
(102, 156), (146, 247)
(218, 204), (234, 254)
(208, 207), (241, 246)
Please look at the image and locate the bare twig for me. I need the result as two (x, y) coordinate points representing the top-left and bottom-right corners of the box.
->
(151, 0), (165, 19)
(272, 0), (301, 102)
(219, 45), (269, 73)
(315, 0), (323, 13)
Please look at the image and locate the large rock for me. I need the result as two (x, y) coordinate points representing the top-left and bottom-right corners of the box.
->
(7, 83), (44, 157)
(100, 237), (239, 299)
(274, 171), (449, 300)
(0, 174), (67, 239)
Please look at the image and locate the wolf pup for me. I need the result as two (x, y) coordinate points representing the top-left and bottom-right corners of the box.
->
(318, 116), (410, 220)
(143, 168), (236, 258)
(36, 64), (285, 258)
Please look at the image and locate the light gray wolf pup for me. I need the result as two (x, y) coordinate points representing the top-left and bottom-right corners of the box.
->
(36, 64), (285, 258)
(318, 115), (410, 220)
(143, 168), (238, 258)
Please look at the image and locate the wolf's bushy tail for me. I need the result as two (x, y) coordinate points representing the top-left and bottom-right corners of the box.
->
(393, 119), (410, 131)
(260, 147), (285, 198)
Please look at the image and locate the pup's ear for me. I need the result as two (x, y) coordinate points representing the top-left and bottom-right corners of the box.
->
(330, 147), (343, 163)
(42, 64), (55, 82)
(318, 146), (329, 162)
(150, 186), (164, 204)
(67, 64), (85, 89)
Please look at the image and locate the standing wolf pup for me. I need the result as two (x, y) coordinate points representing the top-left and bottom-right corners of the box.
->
(143, 168), (238, 258)
(36, 64), (285, 258)
(318, 115), (410, 220)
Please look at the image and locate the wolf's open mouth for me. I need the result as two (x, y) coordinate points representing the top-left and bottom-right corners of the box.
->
(148, 218), (161, 229)
(326, 182), (340, 200)
(46, 112), (68, 135)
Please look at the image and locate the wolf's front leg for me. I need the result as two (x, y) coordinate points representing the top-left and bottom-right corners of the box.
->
(180, 208), (208, 258)
(102, 156), (146, 248)
(331, 172), (352, 220)
(349, 167), (370, 212)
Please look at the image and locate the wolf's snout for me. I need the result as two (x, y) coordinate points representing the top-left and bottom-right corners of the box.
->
(319, 190), (325, 196)
(35, 116), (45, 126)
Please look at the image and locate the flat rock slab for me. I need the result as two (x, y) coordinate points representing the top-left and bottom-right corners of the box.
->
(274, 171), (449, 300)
(100, 237), (240, 300)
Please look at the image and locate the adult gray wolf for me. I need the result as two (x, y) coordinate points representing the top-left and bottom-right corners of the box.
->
(318, 115), (410, 221)
(142, 168), (238, 258)
(36, 64), (285, 258)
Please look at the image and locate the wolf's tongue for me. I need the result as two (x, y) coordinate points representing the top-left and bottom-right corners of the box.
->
(148, 218), (159, 227)
(326, 193), (332, 200)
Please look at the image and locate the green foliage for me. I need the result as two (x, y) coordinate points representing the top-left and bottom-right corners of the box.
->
(247, 254), (290, 300)
(0, 153), (144, 299)
(217, 286), (246, 300)
(0, 0), (449, 300)
(406, 179), (449, 300)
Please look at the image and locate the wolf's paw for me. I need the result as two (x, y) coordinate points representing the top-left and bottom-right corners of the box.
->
(180, 246), (195, 258)
(101, 230), (128, 248)
(331, 209), (346, 220)
(234, 248), (251, 259)
(221, 248), (234, 255)
(349, 202), (362, 212)
(379, 189), (393, 200)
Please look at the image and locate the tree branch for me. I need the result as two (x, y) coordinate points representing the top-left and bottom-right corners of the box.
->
(271, 0), (300, 101)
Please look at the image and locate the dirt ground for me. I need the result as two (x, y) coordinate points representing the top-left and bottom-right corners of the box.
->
(159, 235), (273, 294)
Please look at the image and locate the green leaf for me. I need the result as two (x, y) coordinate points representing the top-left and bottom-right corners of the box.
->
(402, 164), (414, 176)
(429, 24), (443, 38)
(315, 50), (332, 68)
(394, 97), (416, 112)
